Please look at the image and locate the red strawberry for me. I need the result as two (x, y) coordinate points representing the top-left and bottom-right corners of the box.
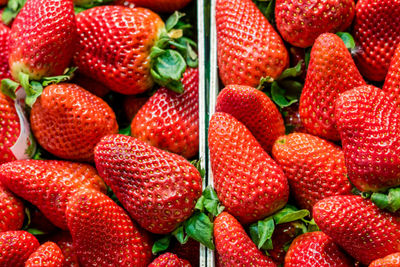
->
(148, 253), (191, 267)
(216, 0), (288, 87)
(0, 92), (20, 164)
(9, 0), (76, 80)
(313, 195), (400, 265)
(0, 160), (106, 229)
(272, 133), (352, 212)
(94, 134), (202, 234)
(74, 6), (164, 95)
(208, 112), (289, 224)
(0, 231), (39, 267)
(0, 185), (24, 232)
(383, 44), (400, 108)
(73, 73), (111, 98)
(214, 212), (276, 266)
(66, 188), (152, 266)
(51, 232), (79, 267)
(369, 253), (400, 267)
(118, 0), (192, 13)
(215, 85), (285, 153)
(335, 85), (400, 191)
(299, 33), (365, 141)
(25, 242), (64, 267)
(268, 222), (301, 265)
(0, 23), (10, 79)
(275, 0), (355, 48)
(352, 0), (400, 81)
(30, 83), (118, 162)
(284, 231), (353, 266)
(131, 68), (199, 159)
(124, 95), (149, 121)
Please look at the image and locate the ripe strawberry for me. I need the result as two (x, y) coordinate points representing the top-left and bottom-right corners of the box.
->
(74, 6), (164, 95)
(284, 231), (353, 266)
(268, 222), (301, 265)
(148, 253), (191, 267)
(9, 0), (76, 80)
(313, 195), (400, 265)
(0, 231), (39, 267)
(215, 85), (285, 153)
(131, 68), (199, 159)
(0, 23), (10, 79)
(383, 44), (400, 108)
(214, 212), (276, 266)
(272, 133), (352, 212)
(94, 134), (202, 234)
(25, 242), (64, 267)
(335, 85), (400, 191)
(73, 73), (111, 98)
(51, 232), (79, 267)
(0, 92), (20, 164)
(0, 185), (24, 232)
(66, 188), (152, 266)
(299, 33), (365, 141)
(353, 0), (400, 81)
(275, 0), (355, 48)
(0, 160), (106, 229)
(208, 112), (289, 224)
(30, 83), (118, 162)
(369, 253), (400, 267)
(124, 95), (149, 121)
(216, 0), (288, 87)
(118, 0), (192, 13)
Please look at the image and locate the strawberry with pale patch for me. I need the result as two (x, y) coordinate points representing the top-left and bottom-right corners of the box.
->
(0, 92), (20, 164)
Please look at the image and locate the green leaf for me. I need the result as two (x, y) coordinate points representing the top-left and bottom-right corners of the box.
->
(202, 186), (224, 216)
(2, 0), (26, 25)
(25, 82), (43, 108)
(19, 72), (30, 91)
(27, 228), (47, 235)
(256, 76), (274, 90)
(388, 188), (400, 212)
(152, 235), (172, 255)
(190, 159), (205, 179)
(253, 0), (275, 25)
(257, 217), (275, 249)
(118, 125), (131, 136)
(278, 61), (303, 80)
(172, 226), (189, 244)
(165, 11), (186, 32)
(184, 212), (215, 250)
(22, 207), (31, 230)
(336, 32), (355, 50)
(306, 218), (320, 232)
(273, 205), (310, 225)
(371, 187), (400, 212)
(1, 79), (19, 100)
(41, 67), (77, 86)
(195, 195), (205, 212)
(271, 82), (298, 108)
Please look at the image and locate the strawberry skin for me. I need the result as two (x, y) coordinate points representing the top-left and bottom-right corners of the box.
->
(369, 253), (400, 267)
(148, 253), (191, 267)
(0, 92), (20, 164)
(214, 212), (276, 266)
(74, 6), (164, 95)
(353, 0), (400, 81)
(208, 112), (289, 224)
(0, 231), (39, 267)
(73, 73), (111, 98)
(335, 85), (400, 191)
(30, 83), (118, 162)
(285, 231), (353, 266)
(51, 232), (79, 267)
(0, 160), (106, 229)
(216, 85), (285, 153)
(25, 242), (64, 267)
(275, 0), (355, 48)
(119, 0), (192, 13)
(299, 33), (365, 141)
(9, 0), (77, 80)
(313, 195), (400, 265)
(131, 68), (199, 159)
(383, 44), (400, 108)
(0, 185), (24, 232)
(272, 133), (352, 212)
(94, 134), (202, 234)
(0, 23), (10, 79)
(66, 188), (152, 266)
(124, 95), (149, 121)
(216, 0), (288, 87)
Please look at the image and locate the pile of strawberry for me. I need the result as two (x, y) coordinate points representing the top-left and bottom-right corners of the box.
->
(210, 0), (400, 266)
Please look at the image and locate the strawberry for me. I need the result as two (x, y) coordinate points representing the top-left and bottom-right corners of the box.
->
(208, 112), (289, 224)
(118, 0), (192, 13)
(0, 23), (10, 79)
(169, 238), (199, 267)
(215, 85), (285, 153)
(369, 253), (400, 267)
(51, 232), (79, 267)
(0, 160), (106, 229)
(25, 242), (64, 267)
(9, 0), (76, 81)
(216, 0), (288, 87)
(272, 133), (352, 212)
(28, 209), (57, 235)
(335, 85), (400, 191)
(30, 83), (118, 162)
(275, 0), (355, 48)
(94, 134), (202, 234)
(352, 0), (400, 81)
(214, 212), (276, 266)
(284, 231), (353, 266)
(299, 33), (365, 141)
(313, 195), (400, 265)
(148, 253), (191, 267)
(282, 103), (306, 134)
(0, 185), (24, 232)
(383, 44), (400, 108)
(66, 188), (152, 266)
(0, 92), (20, 164)
(124, 95), (149, 121)
(268, 222), (301, 265)
(73, 73), (111, 98)
(0, 231), (39, 267)
(131, 68), (199, 159)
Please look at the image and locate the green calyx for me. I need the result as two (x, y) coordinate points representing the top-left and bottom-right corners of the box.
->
(73, 0), (114, 14)
(370, 187), (400, 213)
(2, 0), (26, 25)
(150, 11), (198, 94)
(336, 32), (356, 50)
